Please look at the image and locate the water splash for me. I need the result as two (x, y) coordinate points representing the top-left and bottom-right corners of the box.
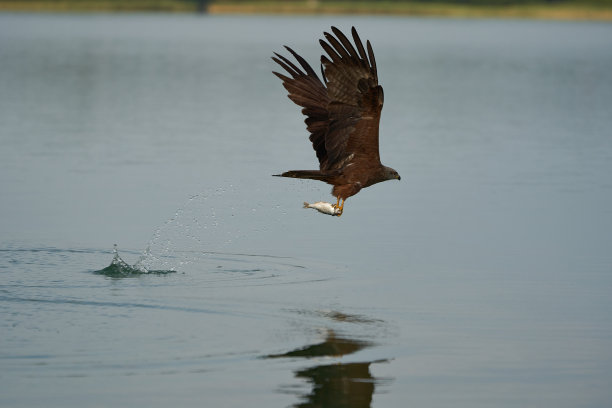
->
(98, 181), (313, 275)
(95, 244), (175, 278)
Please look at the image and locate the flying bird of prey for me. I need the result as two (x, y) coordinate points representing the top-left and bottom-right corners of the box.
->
(272, 26), (400, 216)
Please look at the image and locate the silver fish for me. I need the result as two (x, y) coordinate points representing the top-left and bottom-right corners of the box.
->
(303, 201), (340, 216)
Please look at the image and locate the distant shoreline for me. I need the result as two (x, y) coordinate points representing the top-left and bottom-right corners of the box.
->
(1, 1), (611, 21)
(209, 1), (612, 21)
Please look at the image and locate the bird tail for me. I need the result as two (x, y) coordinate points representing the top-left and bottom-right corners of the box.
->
(273, 170), (331, 181)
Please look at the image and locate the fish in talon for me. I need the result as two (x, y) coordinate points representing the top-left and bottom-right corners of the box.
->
(303, 201), (341, 216)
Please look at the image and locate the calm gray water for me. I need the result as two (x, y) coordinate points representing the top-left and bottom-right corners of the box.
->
(1, 13), (612, 407)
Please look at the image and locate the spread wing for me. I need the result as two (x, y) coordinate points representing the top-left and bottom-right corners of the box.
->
(272, 26), (383, 172)
(272, 46), (331, 168)
(320, 26), (384, 171)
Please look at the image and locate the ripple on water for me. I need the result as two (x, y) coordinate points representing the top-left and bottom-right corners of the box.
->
(91, 243), (335, 288)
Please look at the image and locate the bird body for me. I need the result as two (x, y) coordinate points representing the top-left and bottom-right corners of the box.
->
(273, 26), (400, 216)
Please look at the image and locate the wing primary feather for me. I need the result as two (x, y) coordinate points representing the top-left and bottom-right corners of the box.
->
(272, 65), (324, 102)
(351, 27), (369, 67)
(320, 63), (327, 83)
(319, 39), (342, 63)
(283, 79), (325, 101)
(273, 54), (303, 77)
(324, 32), (351, 60)
(284, 46), (319, 78)
(367, 40), (378, 81)
(272, 71), (291, 82)
(331, 26), (359, 61)
(272, 58), (300, 78)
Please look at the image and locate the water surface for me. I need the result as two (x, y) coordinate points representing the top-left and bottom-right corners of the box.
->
(1, 14), (612, 407)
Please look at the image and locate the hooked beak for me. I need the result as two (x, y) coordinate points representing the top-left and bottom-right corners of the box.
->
(397, 175), (401, 181)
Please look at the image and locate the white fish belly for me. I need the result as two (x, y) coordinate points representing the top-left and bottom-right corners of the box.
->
(303, 201), (339, 216)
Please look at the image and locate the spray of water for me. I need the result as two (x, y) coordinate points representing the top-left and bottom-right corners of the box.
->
(99, 180), (328, 276)
(131, 184), (294, 273)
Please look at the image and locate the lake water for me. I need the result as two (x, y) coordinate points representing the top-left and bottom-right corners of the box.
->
(1, 13), (612, 408)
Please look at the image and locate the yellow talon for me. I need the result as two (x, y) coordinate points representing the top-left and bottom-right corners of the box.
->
(333, 198), (345, 216)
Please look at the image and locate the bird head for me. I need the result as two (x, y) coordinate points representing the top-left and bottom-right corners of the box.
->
(383, 166), (401, 181)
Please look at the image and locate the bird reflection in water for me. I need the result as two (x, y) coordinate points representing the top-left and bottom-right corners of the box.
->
(267, 330), (388, 408)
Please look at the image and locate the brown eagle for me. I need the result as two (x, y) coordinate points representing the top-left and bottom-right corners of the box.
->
(272, 26), (400, 216)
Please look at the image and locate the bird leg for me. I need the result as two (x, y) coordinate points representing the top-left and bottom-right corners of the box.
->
(332, 198), (345, 216)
